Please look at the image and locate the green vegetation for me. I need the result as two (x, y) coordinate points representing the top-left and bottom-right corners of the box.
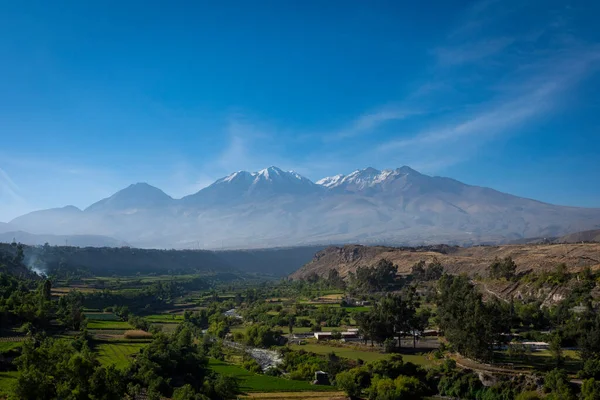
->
(87, 320), (133, 330)
(209, 359), (336, 392)
(0, 371), (17, 397)
(95, 341), (148, 369)
(0, 342), (22, 353)
(3, 241), (600, 400)
(290, 344), (391, 363)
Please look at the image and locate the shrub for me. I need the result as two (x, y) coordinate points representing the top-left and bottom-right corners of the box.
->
(242, 358), (263, 374)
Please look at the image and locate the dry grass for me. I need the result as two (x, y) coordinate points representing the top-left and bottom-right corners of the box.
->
(292, 243), (600, 280)
(123, 330), (152, 339)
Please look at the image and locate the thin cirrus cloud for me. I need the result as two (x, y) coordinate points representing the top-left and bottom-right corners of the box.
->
(432, 37), (516, 66)
(376, 46), (600, 157)
(328, 108), (420, 140)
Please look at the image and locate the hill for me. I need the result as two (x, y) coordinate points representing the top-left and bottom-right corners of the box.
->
(7, 166), (600, 248)
(290, 243), (600, 280)
(555, 229), (600, 243)
(1, 243), (323, 277)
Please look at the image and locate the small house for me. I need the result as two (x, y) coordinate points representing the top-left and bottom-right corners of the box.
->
(314, 332), (333, 341)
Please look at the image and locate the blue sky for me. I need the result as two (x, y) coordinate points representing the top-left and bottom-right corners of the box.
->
(1, 0), (600, 221)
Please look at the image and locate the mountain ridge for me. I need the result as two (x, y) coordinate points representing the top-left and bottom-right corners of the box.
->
(6, 166), (600, 249)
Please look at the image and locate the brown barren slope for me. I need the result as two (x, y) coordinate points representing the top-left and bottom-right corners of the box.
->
(290, 243), (600, 280)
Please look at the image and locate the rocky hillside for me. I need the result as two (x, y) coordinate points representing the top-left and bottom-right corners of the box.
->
(290, 243), (600, 280)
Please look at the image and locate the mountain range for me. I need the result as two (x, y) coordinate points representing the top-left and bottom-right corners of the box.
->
(4, 166), (600, 249)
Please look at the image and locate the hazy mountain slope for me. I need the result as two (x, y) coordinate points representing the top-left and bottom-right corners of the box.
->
(0, 222), (14, 234)
(86, 183), (174, 212)
(0, 231), (127, 247)
(556, 229), (600, 243)
(6, 166), (600, 249)
(10, 206), (83, 235)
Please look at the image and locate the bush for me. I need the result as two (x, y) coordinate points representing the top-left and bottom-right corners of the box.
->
(337, 370), (361, 399)
(367, 375), (426, 400)
(289, 362), (320, 381)
(242, 358), (263, 374)
(514, 391), (542, 400)
(264, 366), (282, 376)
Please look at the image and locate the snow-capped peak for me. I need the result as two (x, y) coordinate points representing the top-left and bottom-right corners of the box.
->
(316, 174), (345, 188)
(316, 166), (419, 191)
(222, 171), (254, 183)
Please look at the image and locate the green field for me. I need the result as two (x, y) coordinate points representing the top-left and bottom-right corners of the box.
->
(209, 359), (337, 393)
(494, 349), (582, 373)
(290, 343), (431, 365)
(95, 341), (148, 369)
(145, 314), (184, 323)
(342, 306), (371, 313)
(87, 320), (133, 330)
(0, 371), (17, 397)
(0, 342), (22, 353)
(85, 312), (120, 321)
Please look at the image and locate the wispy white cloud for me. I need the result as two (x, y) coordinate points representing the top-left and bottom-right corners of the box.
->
(433, 37), (515, 66)
(0, 167), (21, 202)
(0, 167), (30, 222)
(377, 46), (600, 159)
(329, 107), (419, 140)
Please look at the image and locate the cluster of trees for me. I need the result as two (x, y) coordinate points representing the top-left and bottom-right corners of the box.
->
(279, 348), (356, 381)
(0, 271), (88, 334)
(355, 288), (430, 350)
(80, 279), (192, 315)
(487, 256), (518, 280)
(334, 355), (600, 400)
(11, 324), (240, 400)
(410, 258), (444, 282)
(436, 274), (510, 361)
(243, 324), (284, 348)
(347, 259), (403, 293)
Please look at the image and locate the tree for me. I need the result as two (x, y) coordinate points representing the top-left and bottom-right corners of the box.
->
(173, 384), (205, 400)
(543, 369), (574, 400)
(436, 274), (497, 361)
(56, 290), (85, 330)
(514, 392), (543, 400)
(367, 375), (426, 400)
(411, 261), (426, 281)
(549, 333), (564, 367)
(356, 291), (417, 349)
(336, 368), (370, 399)
(245, 324), (282, 348)
(412, 308), (431, 348)
(353, 259), (400, 292)
(581, 378), (600, 400)
(13, 337), (126, 400)
(424, 258), (444, 281)
(488, 256), (517, 280)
